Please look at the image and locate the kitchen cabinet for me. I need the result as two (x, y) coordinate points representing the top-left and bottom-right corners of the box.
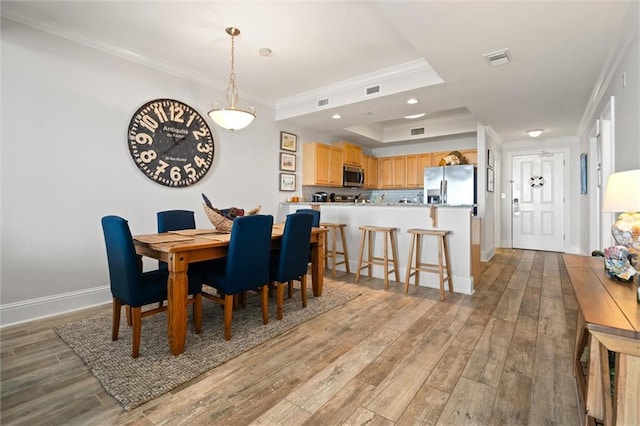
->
(406, 153), (433, 187)
(329, 146), (343, 186)
(363, 156), (378, 188)
(302, 142), (343, 187)
(336, 142), (362, 167)
(459, 149), (478, 165)
(393, 156), (406, 187)
(378, 157), (394, 188)
(378, 156), (406, 188)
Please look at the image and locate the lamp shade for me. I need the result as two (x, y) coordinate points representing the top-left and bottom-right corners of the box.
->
(208, 108), (255, 131)
(602, 169), (640, 212)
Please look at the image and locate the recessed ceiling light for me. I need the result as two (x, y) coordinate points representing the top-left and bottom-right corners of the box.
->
(332, 114), (342, 119)
(407, 98), (419, 105)
(526, 129), (544, 138)
(404, 113), (426, 119)
(258, 48), (272, 57)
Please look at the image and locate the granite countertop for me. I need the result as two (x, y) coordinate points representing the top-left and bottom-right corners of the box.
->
(281, 202), (476, 208)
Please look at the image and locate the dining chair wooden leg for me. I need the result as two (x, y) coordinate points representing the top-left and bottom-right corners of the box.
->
(193, 294), (202, 334)
(276, 282), (284, 320)
(131, 306), (142, 358)
(300, 275), (308, 308)
(126, 305), (132, 326)
(288, 281), (293, 299)
(261, 285), (269, 325)
(223, 294), (233, 340)
(112, 297), (122, 341)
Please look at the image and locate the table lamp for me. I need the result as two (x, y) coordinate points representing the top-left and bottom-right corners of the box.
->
(602, 169), (640, 253)
(602, 169), (640, 292)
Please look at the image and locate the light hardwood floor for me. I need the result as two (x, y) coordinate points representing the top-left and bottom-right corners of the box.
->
(1, 249), (581, 425)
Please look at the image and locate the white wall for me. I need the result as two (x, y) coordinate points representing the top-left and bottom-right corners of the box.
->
(578, 2), (639, 253)
(0, 19), (331, 325)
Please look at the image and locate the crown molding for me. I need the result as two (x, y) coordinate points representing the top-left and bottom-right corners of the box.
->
(1, 14), (269, 107)
(577, 2), (639, 139)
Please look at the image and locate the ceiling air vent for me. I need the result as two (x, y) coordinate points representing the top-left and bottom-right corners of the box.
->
(365, 85), (380, 95)
(411, 127), (425, 136)
(483, 48), (512, 67)
(317, 98), (330, 108)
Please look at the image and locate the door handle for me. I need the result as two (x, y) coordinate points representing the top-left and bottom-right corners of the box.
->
(513, 198), (520, 216)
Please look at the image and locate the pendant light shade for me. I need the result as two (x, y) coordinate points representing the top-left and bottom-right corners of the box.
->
(208, 107), (255, 131)
(208, 27), (255, 131)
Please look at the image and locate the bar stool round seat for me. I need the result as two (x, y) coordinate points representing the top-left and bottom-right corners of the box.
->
(355, 226), (399, 289)
(320, 222), (350, 278)
(404, 228), (453, 301)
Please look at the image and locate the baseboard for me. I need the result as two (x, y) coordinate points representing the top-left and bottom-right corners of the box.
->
(481, 248), (495, 262)
(0, 286), (111, 328)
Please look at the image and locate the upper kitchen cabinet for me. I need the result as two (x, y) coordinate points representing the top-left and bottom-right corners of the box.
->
(362, 155), (378, 188)
(336, 142), (362, 167)
(303, 142), (343, 187)
(378, 156), (407, 188)
(406, 153), (433, 187)
(459, 149), (478, 165)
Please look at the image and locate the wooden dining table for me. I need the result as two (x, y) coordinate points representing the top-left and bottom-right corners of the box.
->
(133, 224), (327, 355)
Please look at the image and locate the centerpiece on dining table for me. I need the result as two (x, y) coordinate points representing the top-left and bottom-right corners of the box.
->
(202, 193), (260, 233)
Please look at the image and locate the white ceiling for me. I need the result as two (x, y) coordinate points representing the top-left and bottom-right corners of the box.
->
(1, 1), (633, 146)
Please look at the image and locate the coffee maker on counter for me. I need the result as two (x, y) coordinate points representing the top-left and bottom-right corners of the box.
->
(312, 192), (328, 202)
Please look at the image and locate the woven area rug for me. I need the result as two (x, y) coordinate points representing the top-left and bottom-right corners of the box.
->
(55, 280), (360, 411)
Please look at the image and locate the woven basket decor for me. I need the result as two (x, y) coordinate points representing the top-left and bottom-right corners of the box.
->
(203, 204), (261, 233)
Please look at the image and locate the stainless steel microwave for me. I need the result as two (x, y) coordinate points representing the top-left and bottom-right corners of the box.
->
(343, 165), (364, 187)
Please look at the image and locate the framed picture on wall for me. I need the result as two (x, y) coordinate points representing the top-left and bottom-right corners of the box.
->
(487, 149), (494, 169)
(487, 167), (495, 192)
(279, 173), (296, 191)
(280, 131), (297, 152)
(279, 152), (296, 172)
(580, 153), (588, 194)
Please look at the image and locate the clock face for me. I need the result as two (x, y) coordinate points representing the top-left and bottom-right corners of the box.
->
(127, 99), (214, 187)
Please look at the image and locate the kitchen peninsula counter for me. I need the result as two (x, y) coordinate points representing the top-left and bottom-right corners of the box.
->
(278, 202), (481, 294)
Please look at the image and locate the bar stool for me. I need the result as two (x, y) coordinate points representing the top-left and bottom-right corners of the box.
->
(404, 228), (453, 301)
(320, 222), (350, 278)
(355, 226), (399, 289)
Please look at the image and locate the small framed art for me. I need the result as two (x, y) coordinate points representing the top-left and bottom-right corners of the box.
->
(487, 167), (495, 192)
(279, 173), (296, 191)
(280, 152), (296, 172)
(280, 131), (297, 152)
(487, 149), (494, 169)
(580, 153), (588, 194)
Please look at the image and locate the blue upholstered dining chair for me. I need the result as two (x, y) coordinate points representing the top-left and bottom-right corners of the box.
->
(156, 210), (210, 296)
(270, 212), (315, 320)
(199, 214), (274, 340)
(157, 209), (196, 234)
(101, 215), (202, 358)
(294, 208), (320, 296)
(295, 208), (320, 227)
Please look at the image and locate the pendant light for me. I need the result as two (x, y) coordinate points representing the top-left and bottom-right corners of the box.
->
(208, 27), (255, 131)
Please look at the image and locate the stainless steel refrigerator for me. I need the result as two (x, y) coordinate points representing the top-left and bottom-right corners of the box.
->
(424, 165), (477, 205)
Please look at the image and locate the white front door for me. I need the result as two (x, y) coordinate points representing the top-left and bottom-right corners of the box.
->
(512, 152), (565, 252)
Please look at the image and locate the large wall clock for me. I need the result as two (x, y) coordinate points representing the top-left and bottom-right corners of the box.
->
(127, 99), (214, 187)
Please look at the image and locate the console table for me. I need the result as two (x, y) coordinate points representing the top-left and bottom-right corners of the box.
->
(563, 254), (639, 426)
